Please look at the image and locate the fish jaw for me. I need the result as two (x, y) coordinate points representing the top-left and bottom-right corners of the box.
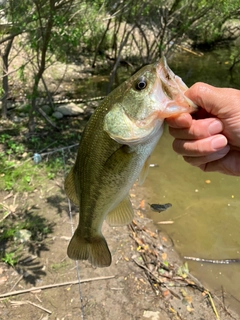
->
(155, 56), (198, 117)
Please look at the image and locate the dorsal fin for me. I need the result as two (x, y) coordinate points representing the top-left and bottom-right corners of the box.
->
(64, 168), (79, 205)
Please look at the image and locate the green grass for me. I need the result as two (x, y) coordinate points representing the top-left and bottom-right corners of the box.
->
(0, 117), (81, 268)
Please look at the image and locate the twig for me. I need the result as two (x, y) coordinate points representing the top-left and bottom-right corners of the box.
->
(10, 300), (52, 314)
(0, 275), (115, 299)
(0, 211), (11, 223)
(175, 44), (204, 56)
(157, 221), (174, 224)
(37, 107), (59, 130)
(10, 275), (23, 292)
(205, 290), (220, 320)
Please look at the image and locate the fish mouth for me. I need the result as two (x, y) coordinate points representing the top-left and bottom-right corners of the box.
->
(154, 56), (198, 117)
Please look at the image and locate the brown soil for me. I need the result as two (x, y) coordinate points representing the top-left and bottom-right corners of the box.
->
(0, 178), (238, 320)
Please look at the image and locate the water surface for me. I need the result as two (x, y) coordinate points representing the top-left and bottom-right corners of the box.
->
(144, 128), (240, 313)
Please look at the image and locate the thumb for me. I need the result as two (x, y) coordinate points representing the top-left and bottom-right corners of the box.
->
(185, 82), (236, 117)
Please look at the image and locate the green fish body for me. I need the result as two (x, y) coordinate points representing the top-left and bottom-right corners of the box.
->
(65, 57), (197, 267)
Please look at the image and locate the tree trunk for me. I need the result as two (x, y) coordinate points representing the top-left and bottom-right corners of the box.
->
(1, 38), (14, 119)
(28, 0), (55, 133)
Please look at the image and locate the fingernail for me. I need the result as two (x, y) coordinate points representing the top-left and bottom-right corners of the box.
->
(208, 120), (223, 135)
(211, 136), (228, 150)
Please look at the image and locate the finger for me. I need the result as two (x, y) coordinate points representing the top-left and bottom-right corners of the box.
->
(166, 113), (192, 128)
(199, 150), (240, 176)
(172, 134), (228, 156)
(169, 118), (223, 140)
(183, 145), (230, 166)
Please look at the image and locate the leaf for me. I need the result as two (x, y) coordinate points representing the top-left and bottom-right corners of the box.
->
(163, 289), (170, 297)
(177, 262), (189, 278)
(161, 252), (167, 260)
(187, 305), (194, 312)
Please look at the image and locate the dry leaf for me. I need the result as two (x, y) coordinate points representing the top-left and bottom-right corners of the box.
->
(139, 199), (145, 209)
(187, 305), (194, 312)
(161, 252), (167, 260)
(163, 289), (170, 297)
(169, 307), (176, 313)
(0, 276), (8, 285)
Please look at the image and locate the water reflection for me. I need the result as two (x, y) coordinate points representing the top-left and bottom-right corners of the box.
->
(169, 46), (240, 88)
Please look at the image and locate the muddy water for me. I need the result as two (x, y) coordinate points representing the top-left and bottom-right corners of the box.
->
(145, 128), (240, 313)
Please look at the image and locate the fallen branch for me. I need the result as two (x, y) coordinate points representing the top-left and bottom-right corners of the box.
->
(0, 275), (115, 299)
(175, 44), (204, 57)
(10, 300), (52, 314)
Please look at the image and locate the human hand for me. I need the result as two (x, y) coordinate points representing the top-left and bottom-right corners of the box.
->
(166, 82), (240, 175)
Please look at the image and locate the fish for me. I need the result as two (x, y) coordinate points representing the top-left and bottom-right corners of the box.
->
(64, 57), (197, 268)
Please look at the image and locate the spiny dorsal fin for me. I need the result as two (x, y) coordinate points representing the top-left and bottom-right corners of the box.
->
(64, 168), (79, 206)
(106, 196), (134, 226)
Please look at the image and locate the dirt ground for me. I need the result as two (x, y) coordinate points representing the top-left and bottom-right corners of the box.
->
(0, 177), (239, 320)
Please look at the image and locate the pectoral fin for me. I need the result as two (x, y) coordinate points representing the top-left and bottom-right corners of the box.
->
(64, 168), (79, 206)
(106, 196), (134, 226)
(138, 156), (151, 185)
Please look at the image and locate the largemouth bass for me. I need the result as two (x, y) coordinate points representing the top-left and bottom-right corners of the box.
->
(65, 57), (197, 268)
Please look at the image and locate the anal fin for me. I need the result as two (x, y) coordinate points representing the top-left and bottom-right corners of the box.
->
(106, 196), (134, 226)
(138, 156), (151, 185)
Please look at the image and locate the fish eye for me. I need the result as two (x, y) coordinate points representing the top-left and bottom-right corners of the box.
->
(135, 77), (147, 90)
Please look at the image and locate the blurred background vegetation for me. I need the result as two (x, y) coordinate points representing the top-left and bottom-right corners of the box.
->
(0, 0), (239, 128)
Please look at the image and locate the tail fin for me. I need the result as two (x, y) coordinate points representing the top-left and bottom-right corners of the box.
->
(67, 230), (112, 268)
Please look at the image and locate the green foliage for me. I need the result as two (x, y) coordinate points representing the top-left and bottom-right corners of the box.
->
(0, 132), (39, 191)
(0, 227), (16, 241)
(0, 129), (66, 192)
(0, 158), (38, 191)
(2, 252), (18, 267)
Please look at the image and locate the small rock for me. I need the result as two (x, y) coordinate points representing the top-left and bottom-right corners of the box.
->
(56, 103), (84, 116)
(12, 115), (21, 123)
(41, 104), (52, 115)
(14, 230), (32, 243)
(52, 111), (64, 119)
(222, 19), (240, 39)
(143, 310), (163, 320)
(19, 113), (27, 117)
